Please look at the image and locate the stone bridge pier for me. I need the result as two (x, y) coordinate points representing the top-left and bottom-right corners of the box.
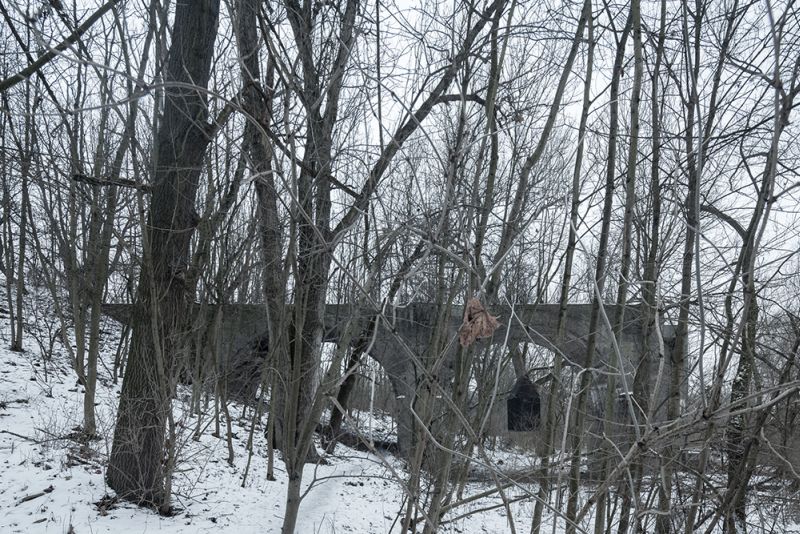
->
(103, 302), (679, 459)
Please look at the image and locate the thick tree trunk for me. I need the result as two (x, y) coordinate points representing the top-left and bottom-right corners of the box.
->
(107, 0), (220, 510)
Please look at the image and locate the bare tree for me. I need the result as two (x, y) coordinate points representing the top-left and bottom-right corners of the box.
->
(107, 0), (221, 511)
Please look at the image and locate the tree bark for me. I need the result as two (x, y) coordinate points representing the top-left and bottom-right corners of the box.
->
(600, 1), (642, 531)
(630, 2), (666, 532)
(107, 0), (220, 511)
(564, 11), (632, 534)
(531, 3), (593, 532)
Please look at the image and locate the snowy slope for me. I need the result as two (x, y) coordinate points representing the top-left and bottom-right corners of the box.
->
(3, 290), (797, 533)
(0, 293), (550, 534)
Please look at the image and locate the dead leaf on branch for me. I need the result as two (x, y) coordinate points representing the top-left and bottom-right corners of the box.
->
(458, 297), (501, 347)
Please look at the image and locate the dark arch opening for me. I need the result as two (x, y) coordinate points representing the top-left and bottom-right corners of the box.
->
(507, 375), (541, 431)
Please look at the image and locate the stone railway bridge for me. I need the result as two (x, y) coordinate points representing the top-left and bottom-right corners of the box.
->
(103, 302), (679, 457)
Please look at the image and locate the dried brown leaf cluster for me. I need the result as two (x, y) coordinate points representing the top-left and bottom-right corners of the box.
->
(458, 297), (501, 347)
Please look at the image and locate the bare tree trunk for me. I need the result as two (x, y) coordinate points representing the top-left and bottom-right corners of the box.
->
(423, 63), (479, 533)
(83, 20), (150, 434)
(720, 27), (798, 532)
(12, 127), (30, 353)
(6, 77), (37, 354)
(629, 2), (666, 532)
(603, 1), (642, 531)
(531, 4), (593, 533)
(565, 12), (632, 534)
(107, 0), (220, 510)
(680, 2), (743, 531)
(234, 0), (286, 409)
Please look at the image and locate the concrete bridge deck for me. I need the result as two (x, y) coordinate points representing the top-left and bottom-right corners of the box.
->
(102, 302), (675, 369)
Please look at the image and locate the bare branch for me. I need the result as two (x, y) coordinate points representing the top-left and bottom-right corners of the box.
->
(0, 0), (122, 92)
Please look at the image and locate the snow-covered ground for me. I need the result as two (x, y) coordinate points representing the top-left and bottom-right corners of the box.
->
(3, 289), (800, 533)
(0, 291), (553, 534)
